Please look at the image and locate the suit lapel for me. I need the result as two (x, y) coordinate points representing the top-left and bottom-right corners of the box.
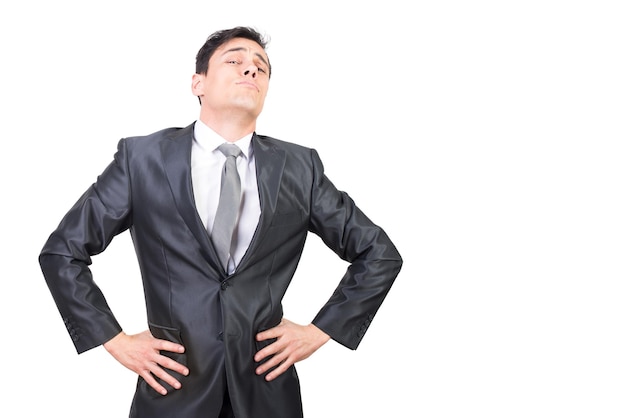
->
(160, 123), (222, 273)
(160, 128), (286, 275)
(236, 133), (285, 271)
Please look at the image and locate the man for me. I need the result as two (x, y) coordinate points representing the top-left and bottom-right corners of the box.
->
(39, 26), (402, 418)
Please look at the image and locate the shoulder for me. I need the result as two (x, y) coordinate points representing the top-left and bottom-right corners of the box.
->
(124, 124), (193, 145)
(117, 124), (194, 157)
(111, 124), (194, 165)
(253, 133), (315, 155)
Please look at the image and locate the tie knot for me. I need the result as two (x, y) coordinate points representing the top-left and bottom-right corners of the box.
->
(218, 143), (241, 159)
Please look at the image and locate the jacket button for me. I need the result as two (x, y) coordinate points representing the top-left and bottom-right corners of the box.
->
(221, 281), (229, 290)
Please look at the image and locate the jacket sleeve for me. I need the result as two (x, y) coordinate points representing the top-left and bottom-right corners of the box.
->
(39, 139), (132, 354)
(308, 149), (403, 350)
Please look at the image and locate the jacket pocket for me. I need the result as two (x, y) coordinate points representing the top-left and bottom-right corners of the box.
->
(149, 322), (184, 345)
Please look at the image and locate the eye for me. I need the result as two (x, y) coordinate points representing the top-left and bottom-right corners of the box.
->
(257, 67), (266, 74)
(227, 59), (240, 64)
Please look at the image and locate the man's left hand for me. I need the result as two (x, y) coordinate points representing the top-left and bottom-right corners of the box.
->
(254, 318), (330, 381)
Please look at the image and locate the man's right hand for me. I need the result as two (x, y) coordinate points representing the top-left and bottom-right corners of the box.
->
(103, 330), (189, 395)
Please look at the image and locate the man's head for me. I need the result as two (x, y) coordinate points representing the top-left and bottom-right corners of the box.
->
(192, 27), (271, 125)
(195, 26), (271, 77)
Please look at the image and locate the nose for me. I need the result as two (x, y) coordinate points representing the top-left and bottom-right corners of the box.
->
(243, 64), (257, 79)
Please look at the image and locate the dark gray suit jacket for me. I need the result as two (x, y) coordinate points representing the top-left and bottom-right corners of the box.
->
(39, 123), (402, 418)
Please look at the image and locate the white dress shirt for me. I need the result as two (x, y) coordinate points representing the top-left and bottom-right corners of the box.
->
(191, 120), (261, 274)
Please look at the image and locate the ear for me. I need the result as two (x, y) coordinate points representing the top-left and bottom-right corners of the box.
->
(191, 73), (204, 98)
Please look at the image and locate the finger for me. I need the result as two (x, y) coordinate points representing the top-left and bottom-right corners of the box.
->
(255, 348), (287, 375)
(253, 339), (282, 363)
(264, 358), (292, 381)
(256, 329), (278, 342)
(154, 339), (186, 354)
(140, 370), (169, 396)
(256, 320), (287, 341)
(151, 365), (183, 391)
(158, 354), (190, 376)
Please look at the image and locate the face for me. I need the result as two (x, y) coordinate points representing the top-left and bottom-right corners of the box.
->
(192, 38), (270, 120)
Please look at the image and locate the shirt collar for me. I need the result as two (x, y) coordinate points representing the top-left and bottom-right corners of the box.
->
(193, 120), (254, 159)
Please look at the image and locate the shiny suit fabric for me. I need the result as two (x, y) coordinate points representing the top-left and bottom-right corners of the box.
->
(39, 123), (403, 418)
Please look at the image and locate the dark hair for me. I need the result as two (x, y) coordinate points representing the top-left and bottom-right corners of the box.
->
(195, 26), (271, 77)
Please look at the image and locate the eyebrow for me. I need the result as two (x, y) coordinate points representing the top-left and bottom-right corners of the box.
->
(221, 47), (270, 69)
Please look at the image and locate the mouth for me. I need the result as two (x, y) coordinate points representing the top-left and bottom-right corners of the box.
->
(236, 81), (259, 92)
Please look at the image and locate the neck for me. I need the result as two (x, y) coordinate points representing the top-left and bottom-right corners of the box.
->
(199, 109), (257, 142)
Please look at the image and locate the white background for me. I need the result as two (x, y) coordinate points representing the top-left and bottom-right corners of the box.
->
(1, 1), (625, 417)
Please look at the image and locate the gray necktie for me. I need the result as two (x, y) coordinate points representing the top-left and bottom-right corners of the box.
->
(212, 143), (242, 271)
